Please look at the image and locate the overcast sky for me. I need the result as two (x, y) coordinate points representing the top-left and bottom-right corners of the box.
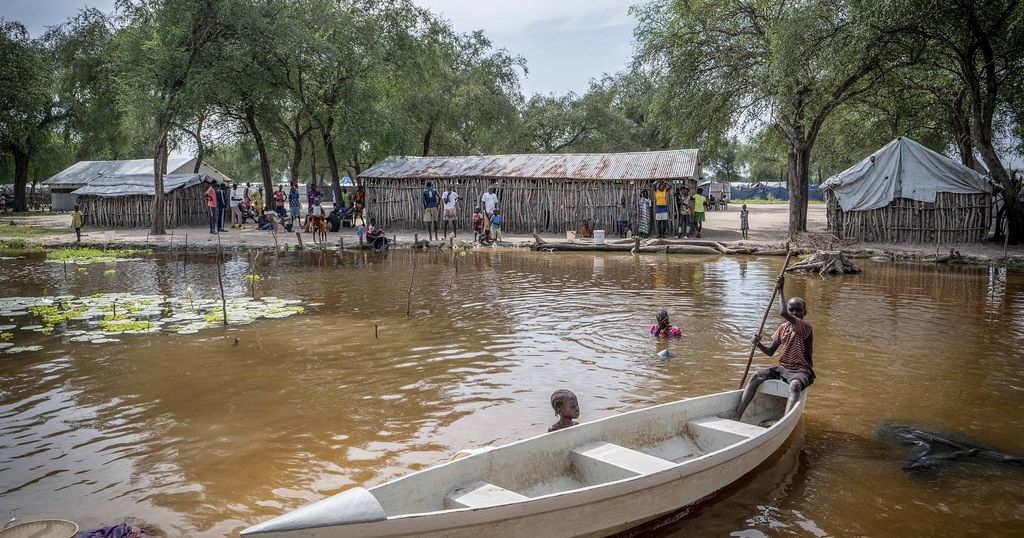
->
(4, 0), (637, 96)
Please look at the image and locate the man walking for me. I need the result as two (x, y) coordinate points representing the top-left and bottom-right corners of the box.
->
(422, 181), (441, 241)
(230, 183), (243, 228)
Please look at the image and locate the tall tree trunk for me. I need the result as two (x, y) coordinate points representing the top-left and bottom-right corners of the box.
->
(785, 141), (811, 237)
(289, 134), (303, 187)
(422, 122), (434, 157)
(12, 145), (29, 212)
(950, 89), (981, 172)
(191, 114), (207, 173)
(963, 27), (1022, 243)
(151, 132), (168, 235)
(320, 117), (342, 200)
(245, 105), (274, 196)
(309, 136), (317, 189)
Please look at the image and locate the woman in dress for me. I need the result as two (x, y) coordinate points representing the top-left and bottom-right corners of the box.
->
(637, 190), (652, 237)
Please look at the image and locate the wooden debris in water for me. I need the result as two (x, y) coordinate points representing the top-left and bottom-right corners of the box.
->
(786, 250), (862, 276)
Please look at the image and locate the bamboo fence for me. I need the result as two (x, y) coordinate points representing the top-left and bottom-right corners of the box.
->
(79, 184), (210, 228)
(826, 191), (991, 243)
(362, 177), (698, 234)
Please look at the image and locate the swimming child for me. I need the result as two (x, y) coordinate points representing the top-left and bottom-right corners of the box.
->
(548, 389), (580, 432)
(650, 310), (682, 338)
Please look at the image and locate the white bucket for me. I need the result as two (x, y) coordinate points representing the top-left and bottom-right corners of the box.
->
(593, 229), (606, 245)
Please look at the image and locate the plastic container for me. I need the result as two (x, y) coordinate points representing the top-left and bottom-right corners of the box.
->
(0, 520), (78, 538)
(593, 229), (606, 245)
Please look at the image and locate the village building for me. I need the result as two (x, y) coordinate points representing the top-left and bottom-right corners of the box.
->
(357, 149), (703, 234)
(72, 173), (228, 228)
(44, 157), (231, 211)
(821, 137), (993, 243)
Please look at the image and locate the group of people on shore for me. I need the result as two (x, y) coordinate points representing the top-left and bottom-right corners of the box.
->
(203, 181), (368, 241)
(621, 183), (707, 240)
(549, 274), (812, 432)
(421, 183), (503, 244)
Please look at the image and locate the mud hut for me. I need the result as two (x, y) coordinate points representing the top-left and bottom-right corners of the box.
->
(44, 158), (232, 211)
(73, 173), (223, 228)
(821, 138), (992, 243)
(357, 150), (702, 234)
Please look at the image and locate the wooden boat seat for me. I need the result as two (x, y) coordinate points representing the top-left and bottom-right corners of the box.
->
(446, 481), (530, 509)
(572, 442), (677, 485)
(687, 417), (766, 450)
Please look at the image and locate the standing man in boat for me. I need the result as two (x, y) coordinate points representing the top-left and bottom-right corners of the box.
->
(733, 274), (814, 421)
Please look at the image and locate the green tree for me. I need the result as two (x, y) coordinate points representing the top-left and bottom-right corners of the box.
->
(634, 0), (902, 236)
(115, 0), (227, 234)
(0, 20), (68, 211)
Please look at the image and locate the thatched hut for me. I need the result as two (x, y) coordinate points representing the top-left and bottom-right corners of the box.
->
(821, 137), (992, 243)
(73, 173), (223, 228)
(357, 150), (703, 234)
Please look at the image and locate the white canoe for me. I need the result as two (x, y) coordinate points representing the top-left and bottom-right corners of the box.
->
(242, 380), (805, 538)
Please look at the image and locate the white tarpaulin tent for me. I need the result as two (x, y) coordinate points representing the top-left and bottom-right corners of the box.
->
(821, 137), (991, 212)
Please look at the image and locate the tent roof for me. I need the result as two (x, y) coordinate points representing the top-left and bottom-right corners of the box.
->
(44, 158), (195, 186)
(71, 173), (211, 197)
(821, 137), (991, 212)
(359, 149), (701, 181)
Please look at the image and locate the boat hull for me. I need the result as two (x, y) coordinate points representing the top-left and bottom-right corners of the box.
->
(244, 382), (804, 538)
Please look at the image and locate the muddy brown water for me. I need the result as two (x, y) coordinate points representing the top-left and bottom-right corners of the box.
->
(0, 249), (1022, 537)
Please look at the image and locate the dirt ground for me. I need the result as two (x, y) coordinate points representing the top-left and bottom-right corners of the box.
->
(2, 203), (1023, 263)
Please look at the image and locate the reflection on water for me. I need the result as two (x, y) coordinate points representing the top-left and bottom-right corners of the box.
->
(1, 250), (1023, 536)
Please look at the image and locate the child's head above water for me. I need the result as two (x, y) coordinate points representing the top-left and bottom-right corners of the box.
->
(550, 389), (580, 420)
(656, 309), (670, 326)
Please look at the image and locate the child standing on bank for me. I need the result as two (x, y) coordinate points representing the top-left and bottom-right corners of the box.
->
(490, 209), (503, 242)
(740, 204), (749, 239)
(472, 207), (483, 242)
(71, 204), (83, 244)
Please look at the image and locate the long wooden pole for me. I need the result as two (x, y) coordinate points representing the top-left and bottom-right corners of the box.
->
(739, 245), (793, 388)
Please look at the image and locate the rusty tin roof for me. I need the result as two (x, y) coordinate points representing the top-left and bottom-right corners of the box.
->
(359, 149), (701, 181)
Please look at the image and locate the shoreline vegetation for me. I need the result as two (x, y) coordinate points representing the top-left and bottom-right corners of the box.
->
(1, 234), (1021, 270)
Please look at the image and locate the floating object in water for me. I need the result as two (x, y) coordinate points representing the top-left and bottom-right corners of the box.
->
(242, 380), (804, 538)
(656, 349), (672, 359)
(875, 421), (1024, 472)
(0, 519), (78, 538)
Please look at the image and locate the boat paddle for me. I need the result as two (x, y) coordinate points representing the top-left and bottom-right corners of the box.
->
(738, 244), (794, 389)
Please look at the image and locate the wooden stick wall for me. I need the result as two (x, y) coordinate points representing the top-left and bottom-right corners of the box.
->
(363, 177), (698, 234)
(79, 184), (210, 228)
(826, 191), (991, 243)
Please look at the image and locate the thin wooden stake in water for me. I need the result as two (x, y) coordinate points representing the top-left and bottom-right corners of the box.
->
(406, 252), (417, 317)
(216, 232), (228, 326)
(183, 234), (188, 274)
(374, 323), (379, 339)
(739, 245), (794, 388)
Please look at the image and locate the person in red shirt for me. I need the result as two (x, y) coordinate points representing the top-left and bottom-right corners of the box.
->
(205, 182), (218, 234)
(472, 207), (483, 242)
(273, 185), (286, 217)
(733, 274), (814, 422)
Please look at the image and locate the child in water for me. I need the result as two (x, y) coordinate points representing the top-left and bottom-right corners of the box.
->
(650, 310), (682, 338)
(548, 389), (580, 432)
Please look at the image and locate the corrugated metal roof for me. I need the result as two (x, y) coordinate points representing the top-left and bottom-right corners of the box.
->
(358, 149), (701, 181)
(71, 173), (209, 197)
(44, 158), (195, 186)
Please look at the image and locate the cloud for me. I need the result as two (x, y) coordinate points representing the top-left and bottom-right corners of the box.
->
(415, 0), (634, 35)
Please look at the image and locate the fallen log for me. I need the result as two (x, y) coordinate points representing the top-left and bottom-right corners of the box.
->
(786, 250), (862, 276)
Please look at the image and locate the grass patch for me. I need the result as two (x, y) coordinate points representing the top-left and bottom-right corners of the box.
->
(0, 224), (66, 238)
(0, 238), (29, 249)
(46, 247), (153, 263)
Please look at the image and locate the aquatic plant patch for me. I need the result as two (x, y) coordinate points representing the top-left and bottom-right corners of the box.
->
(46, 247), (154, 264)
(0, 293), (306, 344)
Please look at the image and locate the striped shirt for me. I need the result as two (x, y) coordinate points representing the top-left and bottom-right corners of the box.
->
(771, 319), (813, 373)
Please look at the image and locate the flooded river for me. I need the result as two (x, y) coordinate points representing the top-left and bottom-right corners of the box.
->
(1, 249), (1022, 536)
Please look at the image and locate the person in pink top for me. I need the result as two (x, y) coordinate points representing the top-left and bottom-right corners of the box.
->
(733, 273), (814, 422)
(650, 310), (682, 338)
